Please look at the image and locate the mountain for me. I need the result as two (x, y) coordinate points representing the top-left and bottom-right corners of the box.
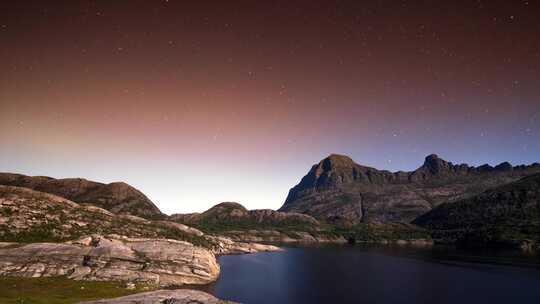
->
(279, 154), (540, 225)
(0, 173), (163, 219)
(413, 173), (540, 248)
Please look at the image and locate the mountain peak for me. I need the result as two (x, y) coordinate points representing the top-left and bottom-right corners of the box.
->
(210, 202), (248, 211)
(202, 202), (249, 220)
(494, 162), (513, 171)
(422, 154), (452, 174)
(321, 154), (356, 170)
(425, 153), (441, 161)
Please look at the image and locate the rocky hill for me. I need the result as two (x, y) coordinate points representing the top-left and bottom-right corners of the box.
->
(172, 202), (319, 226)
(0, 173), (163, 219)
(279, 154), (540, 225)
(171, 202), (345, 243)
(0, 185), (203, 244)
(413, 173), (540, 249)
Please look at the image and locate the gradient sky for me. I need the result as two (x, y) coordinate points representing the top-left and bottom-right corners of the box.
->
(1, 1), (539, 214)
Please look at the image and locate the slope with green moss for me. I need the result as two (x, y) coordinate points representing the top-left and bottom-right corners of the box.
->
(413, 173), (540, 248)
(0, 276), (155, 304)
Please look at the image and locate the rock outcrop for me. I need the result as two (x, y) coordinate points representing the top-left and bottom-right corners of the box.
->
(413, 173), (540, 249)
(279, 154), (540, 225)
(207, 235), (282, 254)
(0, 173), (163, 219)
(0, 234), (220, 286)
(79, 289), (237, 304)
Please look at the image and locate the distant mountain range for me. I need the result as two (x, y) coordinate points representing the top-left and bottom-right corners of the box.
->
(279, 154), (540, 225)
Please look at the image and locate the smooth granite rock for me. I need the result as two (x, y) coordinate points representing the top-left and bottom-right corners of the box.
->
(0, 234), (220, 286)
(78, 289), (237, 304)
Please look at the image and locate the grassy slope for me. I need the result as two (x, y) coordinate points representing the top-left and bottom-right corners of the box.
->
(0, 277), (155, 304)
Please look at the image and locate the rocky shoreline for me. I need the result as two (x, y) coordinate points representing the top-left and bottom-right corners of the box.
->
(0, 185), (281, 303)
(0, 234), (280, 286)
(220, 229), (347, 244)
(0, 234), (280, 304)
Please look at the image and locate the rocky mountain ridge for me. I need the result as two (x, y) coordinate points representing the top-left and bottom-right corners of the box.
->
(280, 154), (540, 224)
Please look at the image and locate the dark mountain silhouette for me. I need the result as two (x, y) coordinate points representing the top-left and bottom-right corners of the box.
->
(279, 154), (540, 225)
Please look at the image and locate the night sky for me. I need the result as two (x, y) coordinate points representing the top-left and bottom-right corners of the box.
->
(1, 1), (539, 213)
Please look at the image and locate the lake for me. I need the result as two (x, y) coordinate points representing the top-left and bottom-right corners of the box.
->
(202, 244), (540, 304)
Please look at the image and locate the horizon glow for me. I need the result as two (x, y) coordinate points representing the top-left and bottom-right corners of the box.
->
(1, 1), (539, 214)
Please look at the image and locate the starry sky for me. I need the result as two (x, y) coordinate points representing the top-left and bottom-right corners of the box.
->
(1, 1), (539, 214)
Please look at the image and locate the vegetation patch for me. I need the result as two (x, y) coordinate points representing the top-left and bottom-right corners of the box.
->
(0, 276), (155, 304)
(189, 218), (319, 237)
(332, 223), (432, 242)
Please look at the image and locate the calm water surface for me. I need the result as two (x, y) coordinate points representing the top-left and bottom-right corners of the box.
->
(201, 245), (540, 304)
